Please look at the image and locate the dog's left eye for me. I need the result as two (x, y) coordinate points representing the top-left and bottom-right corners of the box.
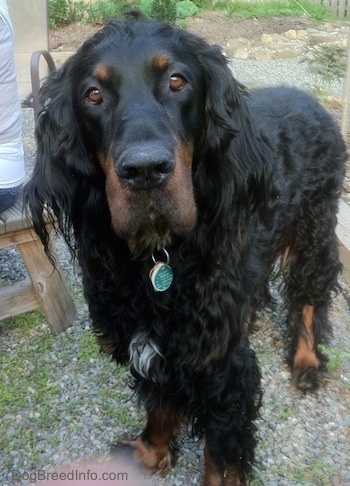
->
(86, 88), (103, 104)
(169, 75), (187, 92)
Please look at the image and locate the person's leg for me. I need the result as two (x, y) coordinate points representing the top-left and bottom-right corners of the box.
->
(0, 185), (22, 212)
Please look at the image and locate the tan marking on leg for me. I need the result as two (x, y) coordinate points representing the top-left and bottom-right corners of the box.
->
(204, 444), (221, 486)
(293, 305), (320, 370)
(126, 435), (172, 476)
(204, 444), (245, 486)
(126, 408), (180, 476)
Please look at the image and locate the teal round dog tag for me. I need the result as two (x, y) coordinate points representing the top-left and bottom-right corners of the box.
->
(149, 249), (173, 292)
(149, 262), (174, 292)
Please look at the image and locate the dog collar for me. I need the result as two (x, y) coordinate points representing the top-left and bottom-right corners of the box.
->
(149, 249), (173, 292)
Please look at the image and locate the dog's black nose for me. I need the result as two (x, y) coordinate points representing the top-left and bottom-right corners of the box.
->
(117, 144), (175, 190)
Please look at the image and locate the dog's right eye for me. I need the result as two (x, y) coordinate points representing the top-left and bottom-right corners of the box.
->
(86, 88), (102, 105)
(169, 75), (187, 92)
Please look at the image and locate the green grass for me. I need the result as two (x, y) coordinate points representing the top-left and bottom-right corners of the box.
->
(251, 465), (268, 485)
(214, 0), (333, 21)
(279, 408), (297, 420)
(269, 456), (338, 484)
(0, 309), (45, 336)
(0, 310), (57, 409)
(1, 313), (59, 410)
(0, 310), (141, 473)
(0, 308), (143, 462)
(319, 344), (350, 372)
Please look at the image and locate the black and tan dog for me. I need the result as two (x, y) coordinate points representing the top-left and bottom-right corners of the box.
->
(24, 12), (347, 485)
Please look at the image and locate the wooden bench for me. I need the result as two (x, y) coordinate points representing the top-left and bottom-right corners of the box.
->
(336, 199), (350, 286)
(0, 50), (76, 334)
(0, 199), (76, 333)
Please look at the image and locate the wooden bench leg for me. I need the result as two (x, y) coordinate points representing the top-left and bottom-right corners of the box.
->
(17, 238), (76, 334)
(0, 278), (39, 320)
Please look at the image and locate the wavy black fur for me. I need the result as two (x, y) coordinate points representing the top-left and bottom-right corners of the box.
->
(24, 13), (347, 484)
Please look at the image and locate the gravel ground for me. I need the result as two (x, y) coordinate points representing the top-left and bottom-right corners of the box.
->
(230, 57), (344, 99)
(0, 56), (349, 486)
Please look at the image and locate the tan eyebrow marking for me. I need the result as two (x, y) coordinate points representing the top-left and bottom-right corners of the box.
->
(94, 64), (112, 82)
(153, 53), (170, 70)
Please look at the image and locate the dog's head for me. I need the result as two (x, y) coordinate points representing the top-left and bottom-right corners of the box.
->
(26, 13), (271, 258)
(71, 18), (207, 254)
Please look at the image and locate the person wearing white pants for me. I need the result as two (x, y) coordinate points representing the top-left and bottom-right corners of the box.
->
(0, 0), (25, 212)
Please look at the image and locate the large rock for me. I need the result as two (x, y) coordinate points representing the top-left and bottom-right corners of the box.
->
(250, 48), (273, 61)
(272, 47), (299, 59)
(307, 30), (338, 44)
(226, 38), (251, 59)
(226, 38), (251, 50)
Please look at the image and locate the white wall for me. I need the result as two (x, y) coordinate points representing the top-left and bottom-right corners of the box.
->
(8, 0), (48, 100)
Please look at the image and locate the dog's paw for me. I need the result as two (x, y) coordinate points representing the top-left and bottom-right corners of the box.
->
(110, 436), (174, 476)
(292, 366), (324, 392)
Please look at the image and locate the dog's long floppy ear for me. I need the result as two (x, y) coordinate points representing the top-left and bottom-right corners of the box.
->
(24, 60), (101, 255)
(193, 42), (274, 220)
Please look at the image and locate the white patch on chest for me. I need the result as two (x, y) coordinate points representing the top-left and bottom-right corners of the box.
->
(129, 332), (164, 381)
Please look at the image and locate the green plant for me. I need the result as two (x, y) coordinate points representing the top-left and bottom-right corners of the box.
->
(48, 0), (70, 29)
(176, 0), (199, 18)
(150, 0), (177, 23)
(48, 0), (85, 29)
(190, 0), (211, 9)
(301, 43), (347, 98)
(86, 0), (129, 25)
(71, 1), (89, 23)
(139, 0), (153, 16)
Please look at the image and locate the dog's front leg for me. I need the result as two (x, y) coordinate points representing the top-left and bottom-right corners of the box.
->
(200, 345), (261, 486)
(204, 444), (247, 486)
(112, 406), (180, 476)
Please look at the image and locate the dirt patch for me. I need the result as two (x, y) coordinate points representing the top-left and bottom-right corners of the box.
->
(185, 12), (321, 46)
(50, 23), (100, 51)
(49, 13), (321, 51)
